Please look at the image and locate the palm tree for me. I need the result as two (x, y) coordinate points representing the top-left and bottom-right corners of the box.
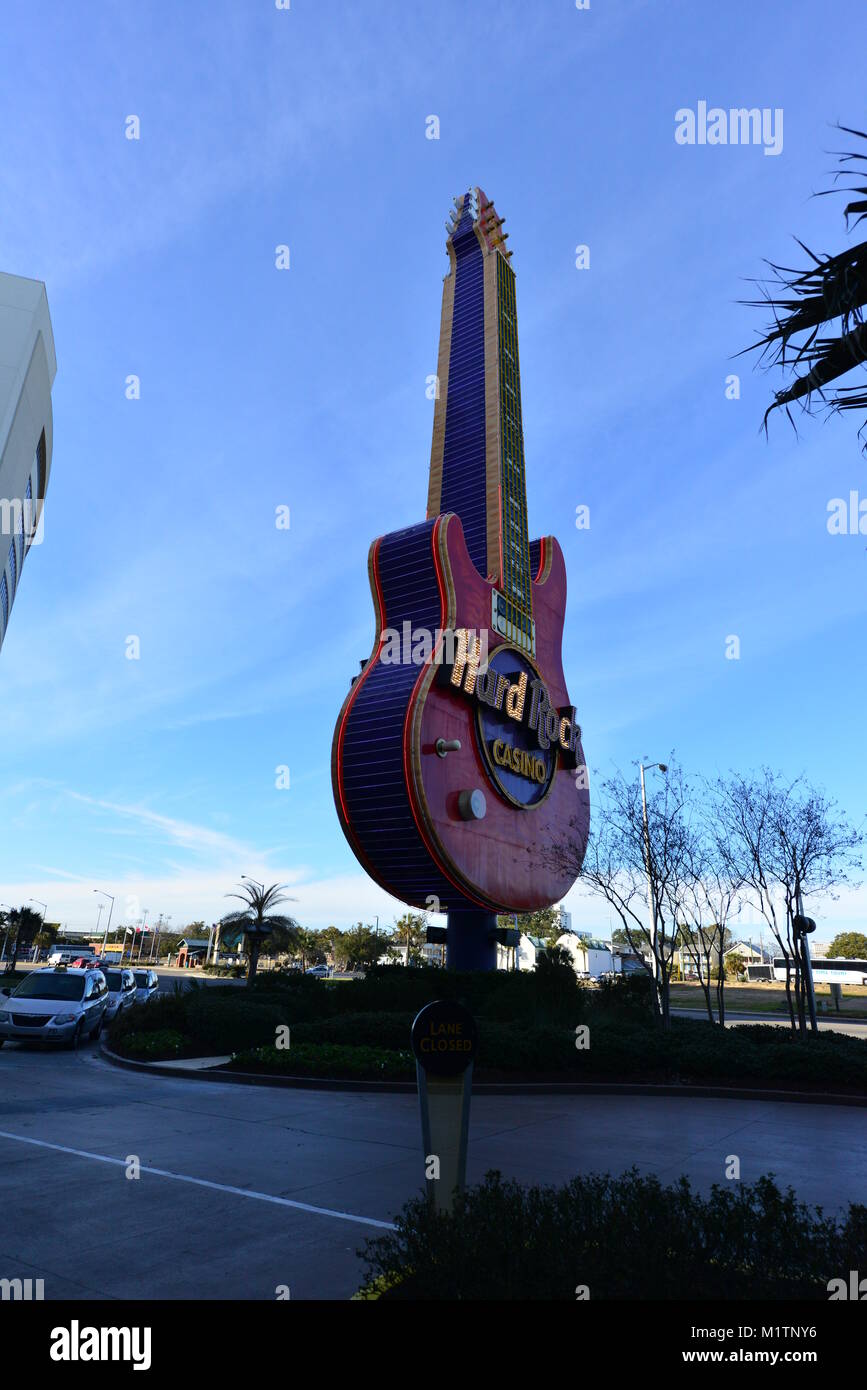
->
(741, 123), (867, 447)
(220, 882), (300, 986)
(293, 927), (322, 972)
(4, 906), (42, 974)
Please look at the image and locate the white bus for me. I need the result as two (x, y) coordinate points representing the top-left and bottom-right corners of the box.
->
(773, 957), (867, 986)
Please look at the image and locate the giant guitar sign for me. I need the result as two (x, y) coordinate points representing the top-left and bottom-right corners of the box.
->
(332, 187), (589, 968)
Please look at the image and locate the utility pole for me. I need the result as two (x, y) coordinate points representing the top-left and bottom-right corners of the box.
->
(28, 899), (48, 963)
(794, 883), (819, 1035)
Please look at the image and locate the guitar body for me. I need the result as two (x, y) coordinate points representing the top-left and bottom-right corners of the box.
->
(332, 512), (589, 914)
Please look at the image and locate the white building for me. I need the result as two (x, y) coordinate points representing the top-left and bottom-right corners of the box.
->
(556, 932), (617, 979)
(495, 932), (548, 971)
(0, 273), (56, 653)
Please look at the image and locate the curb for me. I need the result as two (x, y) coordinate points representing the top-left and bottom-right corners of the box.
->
(98, 1044), (867, 1106)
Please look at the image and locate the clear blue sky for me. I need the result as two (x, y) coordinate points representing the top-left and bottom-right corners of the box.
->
(1, 0), (864, 944)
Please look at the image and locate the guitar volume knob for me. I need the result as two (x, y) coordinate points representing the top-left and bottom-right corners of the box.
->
(458, 788), (487, 821)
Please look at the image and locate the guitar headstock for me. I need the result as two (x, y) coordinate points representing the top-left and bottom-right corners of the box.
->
(445, 187), (512, 260)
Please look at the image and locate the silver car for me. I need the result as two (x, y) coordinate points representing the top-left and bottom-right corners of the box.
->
(100, 967), (138, 1021)
(133, 968), (159, 1005)
(0, 967), (108, 1047)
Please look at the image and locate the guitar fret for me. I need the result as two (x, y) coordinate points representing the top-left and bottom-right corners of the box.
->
(496, 249), (532, 644)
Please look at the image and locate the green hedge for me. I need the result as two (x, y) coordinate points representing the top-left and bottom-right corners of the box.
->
(359, 1169), (867, 1300)
(108, 994), (190, 1042)
(103, 973), (867, 1090)
(285, 964), (589, 1028)
(290, 1012), (415, 1051)
(183, 996), (287, 1053)
(229, 1042), (415, 1081)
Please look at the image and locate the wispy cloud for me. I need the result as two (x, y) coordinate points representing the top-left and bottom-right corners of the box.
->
(65, 792), (261, 863)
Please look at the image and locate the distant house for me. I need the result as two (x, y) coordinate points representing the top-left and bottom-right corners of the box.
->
(175, 938), (210, 969)
(726, 942), (764, 962)
(556, 932), (616, 979)
(494, 932), (548, 971)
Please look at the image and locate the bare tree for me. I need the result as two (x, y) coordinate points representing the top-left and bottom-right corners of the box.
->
(673, 821), (742, 1026)
(709, 771), (862, 1035)
(552, 761), (691, 1029)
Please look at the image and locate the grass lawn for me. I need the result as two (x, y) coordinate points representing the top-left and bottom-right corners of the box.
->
(669, 980), (867, 1018)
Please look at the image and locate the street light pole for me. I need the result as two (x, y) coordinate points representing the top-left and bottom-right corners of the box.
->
(154, 914), (169, 964)
(94, 889), (115, 956)
(639, 761), (668, 1012)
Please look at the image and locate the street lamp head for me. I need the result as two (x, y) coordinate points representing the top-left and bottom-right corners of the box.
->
(658, 763), (668, 773)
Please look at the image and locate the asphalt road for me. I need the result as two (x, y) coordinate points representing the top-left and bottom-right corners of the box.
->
(0, 1036), (864, 1300)
(671, 1007), (867, 1038)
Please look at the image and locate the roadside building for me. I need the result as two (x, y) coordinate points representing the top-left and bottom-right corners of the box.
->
(175, 938), (210, 968)
(0, 272), (56, 654)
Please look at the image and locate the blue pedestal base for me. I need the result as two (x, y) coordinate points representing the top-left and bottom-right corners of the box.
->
(446, 905), (498, 971)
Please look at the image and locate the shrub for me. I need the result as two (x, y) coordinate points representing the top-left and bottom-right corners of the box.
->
(591, 972), (655, 1018)
(359, 1169), (867, 1300)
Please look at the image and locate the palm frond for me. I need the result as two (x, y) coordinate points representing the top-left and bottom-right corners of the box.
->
(741, 121), (867, 447)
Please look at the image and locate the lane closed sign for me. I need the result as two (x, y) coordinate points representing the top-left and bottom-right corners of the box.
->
(411, 1000), (478, 1077)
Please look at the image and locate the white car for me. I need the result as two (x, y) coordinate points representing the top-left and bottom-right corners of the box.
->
(305, 965), (330, 978)
(0, 967), (108, 1047)
(133, 968), (159, 1005)
(100, 967), (138, 1021)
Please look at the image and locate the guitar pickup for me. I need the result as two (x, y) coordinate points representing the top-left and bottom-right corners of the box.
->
(491, 590), (535, 655)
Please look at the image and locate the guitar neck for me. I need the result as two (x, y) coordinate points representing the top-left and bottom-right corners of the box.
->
(428, 186), (536, 655)
(495, 250), (534, 649)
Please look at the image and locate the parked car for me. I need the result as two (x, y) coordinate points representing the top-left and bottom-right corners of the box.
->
(0, 967), (108, 1047)
(305, 965), (330, 978)
(133, 969), (159, 1005)
(101, 967), (138, 1021)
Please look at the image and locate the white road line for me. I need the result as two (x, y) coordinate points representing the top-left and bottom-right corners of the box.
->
(0, 1128), (396, 1230)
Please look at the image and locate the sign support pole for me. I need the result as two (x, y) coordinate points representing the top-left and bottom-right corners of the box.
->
(411, 1000), (478, 1215)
